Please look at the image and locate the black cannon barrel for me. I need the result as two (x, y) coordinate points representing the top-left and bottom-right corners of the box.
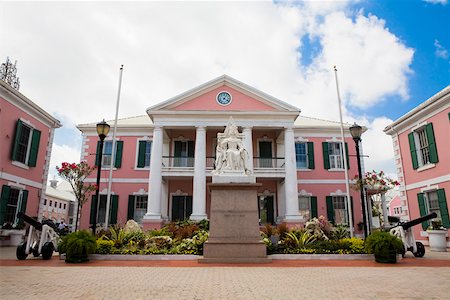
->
(17, 212), (42, 231)
(402, 212), (437, 230)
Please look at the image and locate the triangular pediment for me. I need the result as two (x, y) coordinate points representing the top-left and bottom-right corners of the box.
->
(147, 75), (300, 113)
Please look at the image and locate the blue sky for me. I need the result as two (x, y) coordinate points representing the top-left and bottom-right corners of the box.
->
(0, 0), (448, 180)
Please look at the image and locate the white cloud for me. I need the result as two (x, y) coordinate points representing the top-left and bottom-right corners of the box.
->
(434, 39), (449, 59)
(423, 0), (448, 5)
(48, 144), (81, 182)
(0, 1), (415, 178)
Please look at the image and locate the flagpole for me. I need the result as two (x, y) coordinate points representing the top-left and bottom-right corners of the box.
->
(105, 65), (124, 229)
(333, 66), (354, 238)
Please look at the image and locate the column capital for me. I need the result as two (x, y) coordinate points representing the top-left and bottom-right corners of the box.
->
(242, 126), (253, 131)
(284, 126), (294, 131)
(195, 125), (206, 131)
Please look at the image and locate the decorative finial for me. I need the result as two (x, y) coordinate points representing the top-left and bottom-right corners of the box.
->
(0, 57), (20, 90)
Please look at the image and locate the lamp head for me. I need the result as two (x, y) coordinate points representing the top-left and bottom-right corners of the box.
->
(96, 119), (110, 140)
(349, 122), (362, 142)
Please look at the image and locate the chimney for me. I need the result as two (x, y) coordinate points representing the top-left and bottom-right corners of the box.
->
(50, 179), (58, 189)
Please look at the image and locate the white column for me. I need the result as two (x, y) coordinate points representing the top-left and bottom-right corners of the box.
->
(242, 126), (254, 172)
(191, 126), (207, 220)
(144, 126), (163, 219)
(284, 127), (301, 221)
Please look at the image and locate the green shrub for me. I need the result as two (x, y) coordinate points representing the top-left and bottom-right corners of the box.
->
(340, 238), (365, 254)
(58, 230), (97, 263)
(96, 238), (115, 254)
(365, 231), (403, 261)
(332, 225), (350, 240)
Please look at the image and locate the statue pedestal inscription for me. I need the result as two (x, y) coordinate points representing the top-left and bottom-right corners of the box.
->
(200, 181), (271, 263)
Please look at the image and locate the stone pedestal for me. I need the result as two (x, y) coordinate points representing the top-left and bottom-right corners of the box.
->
(200, 182), (271, 263)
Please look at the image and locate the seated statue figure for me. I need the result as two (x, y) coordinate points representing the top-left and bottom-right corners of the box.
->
(213, 118), (251, 175)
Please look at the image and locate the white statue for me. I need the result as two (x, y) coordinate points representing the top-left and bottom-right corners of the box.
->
(213, 118), (251, 175)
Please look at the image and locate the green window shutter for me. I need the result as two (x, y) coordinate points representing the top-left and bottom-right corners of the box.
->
(425, 123), (439, 164)
(417, 193), (428, 230)
(90, 195), (96, 224)
(95, 141), (101, 167)
(307, 142), (315, 169)
(27, 129), (41, 167)
(188, 141), (195, 158)
(310, 196), (318, 218)
(114, 141), (123, 168)
(437, 189), (449, 228)
(137, 141), (147, 168)
(345, 142), (350, 169)
(408, 133), (419, 169)
(127, 195), (135, 220)
(17, 190), (28, 226)
(322, 142), (330, 170)
(174, 141), (182, 157)
(109, 195), (119, 224)
(326, 196), (334, 223)
(349, 196), (354, 227)
(0, 185), (11, 225)
(11, 120), (23, 161)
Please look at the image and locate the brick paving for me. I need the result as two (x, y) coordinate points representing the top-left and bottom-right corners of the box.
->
(0, 247), (449, 299)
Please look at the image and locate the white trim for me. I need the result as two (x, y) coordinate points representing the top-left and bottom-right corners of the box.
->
(11, 161), (29, 170)
(420, 185), (439, 193)
(298, 189), (312, 197)
(7, 182), (26, 190)
(417, 163), (436, 172)
(85, 178), (149, 183)
(328, 168), (345, 172)
(298, 179), (354, 184)
(330, 189), (347, 196)
(294, 136), (309, 142)
(133, 188), (148, 195)
(405, 174), (450, 191)
(0, 172), (43, 189)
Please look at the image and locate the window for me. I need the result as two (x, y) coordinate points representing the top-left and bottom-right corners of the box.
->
(63, 203), (66, 209)
(0, 186), (28, 226)
(96, 140), (123, 168)
(329, 142), (343, 169)
(408, 123), (438, 169)
(97, 196), (107, 224)
(134, 195), (148, 223)
(418, 189), (449, 229)
(44, 199), (47, 205)
(90, 195), (118, 225)
(137, 141), (152, 168)
(54, 201), (57, 207)
(49, 200), (52, 207)
(173, 141), (194, 167)
(59, 202), (62, 209)
(295, 143), (307, 169)
(333, 196), (348, 224)
(11, 120), (41, 167)
(393, 207), (401, 215)
(298, 196), (310, 220)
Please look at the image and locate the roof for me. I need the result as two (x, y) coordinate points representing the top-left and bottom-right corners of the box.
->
(384, 85), (450, 134)
(45, 181), (76, 202)
(0, 80), (62, 128)
(294, 115), (353, 128)
(77, 115), (153, 130)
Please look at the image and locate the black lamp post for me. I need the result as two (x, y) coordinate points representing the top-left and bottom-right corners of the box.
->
(92, 120), (110, 235)
(349, 122), (368, 239)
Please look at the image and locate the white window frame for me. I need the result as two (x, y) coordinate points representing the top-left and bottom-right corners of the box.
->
(133, 195), (148, 224)
(328, 142), (344, 170)
(295, 142), (308, 169)
(298, 195), (311, 221)
(413, 127), (431, 168)
(332, 195), (348, 225)
(424, 190), (441, 220)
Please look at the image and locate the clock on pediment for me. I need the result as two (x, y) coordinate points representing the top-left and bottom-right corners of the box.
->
(216, 91), (232, 106)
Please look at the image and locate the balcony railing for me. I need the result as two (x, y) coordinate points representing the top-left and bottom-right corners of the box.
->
(161, 156), (285, 170)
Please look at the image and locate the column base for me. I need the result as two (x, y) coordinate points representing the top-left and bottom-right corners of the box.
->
(142, 218), (164, 230)
(190, 214), (208, 221)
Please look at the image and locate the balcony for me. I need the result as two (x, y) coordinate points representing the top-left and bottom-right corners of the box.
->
(161, 156), (285, 178)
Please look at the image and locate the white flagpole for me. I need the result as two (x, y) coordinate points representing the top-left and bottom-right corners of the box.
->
(333, 66), (353, 238)
(105, 65), (124, 229)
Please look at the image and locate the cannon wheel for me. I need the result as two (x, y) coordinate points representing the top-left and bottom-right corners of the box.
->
(16, 243), (28, 260)
(413, 242), (425, 257)
(41, 242), (54, 260)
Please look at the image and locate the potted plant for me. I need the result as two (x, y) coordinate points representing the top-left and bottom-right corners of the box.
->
(365, 231), (404, 263)
(58, 230), (97, 263)
(427, 219), (447, 252)
(0, 222), (26, 247)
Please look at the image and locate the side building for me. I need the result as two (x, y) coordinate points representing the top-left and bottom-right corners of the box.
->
(77, 75), (365, 233)
(0, 80), (61, 228)
(385, 85), (449, 248)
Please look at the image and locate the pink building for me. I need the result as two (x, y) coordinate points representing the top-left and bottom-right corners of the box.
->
(0, 80), (61, 227)
(77, 75), (365, 233)
(40, 180), (76, 230)
(388, 195), (402, 217)
(385, 86), (449, 248)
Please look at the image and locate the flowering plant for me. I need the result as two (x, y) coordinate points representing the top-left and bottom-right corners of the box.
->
(57, 161), (97, 231)
(352, 170), (399, 191)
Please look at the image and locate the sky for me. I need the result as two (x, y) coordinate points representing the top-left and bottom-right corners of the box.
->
(1, 0), (449, 181)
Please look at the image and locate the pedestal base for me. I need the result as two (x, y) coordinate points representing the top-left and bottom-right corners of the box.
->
(201, 183), (270, 264)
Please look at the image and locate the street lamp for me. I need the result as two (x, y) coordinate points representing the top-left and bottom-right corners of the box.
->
(349, 122), (368, 239)
(92, 120), (110, 234)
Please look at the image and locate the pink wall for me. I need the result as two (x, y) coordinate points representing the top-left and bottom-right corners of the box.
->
(398, 108), (450, 185)
(173, 86), (277, 111)
(388, 195), (402, 216)
(0, 97), (53, 219)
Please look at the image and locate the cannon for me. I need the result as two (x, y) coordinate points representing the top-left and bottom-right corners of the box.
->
(16, 212), (60, 260)
(388, 212), (437, 258)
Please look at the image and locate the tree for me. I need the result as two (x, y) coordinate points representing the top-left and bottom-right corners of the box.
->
(56, 162), (96, 231)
